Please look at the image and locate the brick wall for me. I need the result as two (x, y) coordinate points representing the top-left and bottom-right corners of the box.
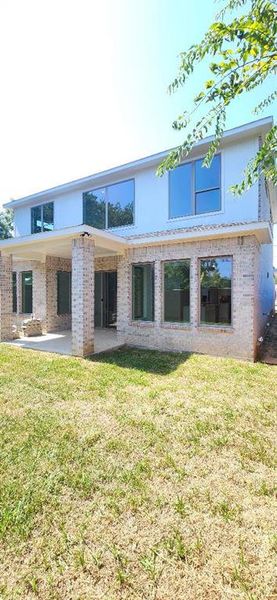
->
(117, 235), (260, 361)
(45, 256), (72, 332)
(0, 253), (13, 340)
(12, 260), (47, 331)
(10, 235), (262, 360)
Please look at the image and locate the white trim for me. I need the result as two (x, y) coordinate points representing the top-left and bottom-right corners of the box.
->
(4, 117), (273, 209)
(0, 222), (272, 258)
(127, 222), (272, 246)
(166, 210), (224, 224)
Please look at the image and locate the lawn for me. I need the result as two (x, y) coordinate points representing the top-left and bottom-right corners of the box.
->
(0, 345), (276, 600)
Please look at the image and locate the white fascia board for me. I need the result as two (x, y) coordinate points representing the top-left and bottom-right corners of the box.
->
(128, 222), (272, 247)
(4, 117), (273, 210)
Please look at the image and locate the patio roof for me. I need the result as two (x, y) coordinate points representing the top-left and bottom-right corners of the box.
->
(0, 220), (272, 261)
(0, 224), (128, 260)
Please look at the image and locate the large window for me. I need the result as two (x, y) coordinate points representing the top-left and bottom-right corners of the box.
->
(83, 179), (134, 229)
(57, 271), (71, 315)
(200, 257), (232, 326)
(132, 263), (154, 321)
(31, 202), (54, 234)
(164, 260), (190, 323)
(12, 272), (17, 313)
(22, 271), (33, 314)
(169, 154), (221, 219)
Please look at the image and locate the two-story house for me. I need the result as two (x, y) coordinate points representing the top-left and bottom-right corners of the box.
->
(0, 117), (276, 360)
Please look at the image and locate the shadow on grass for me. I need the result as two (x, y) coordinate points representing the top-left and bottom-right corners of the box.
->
(88, 346), (192, 375)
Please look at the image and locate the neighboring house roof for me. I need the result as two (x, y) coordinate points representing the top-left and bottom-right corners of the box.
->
(3, 116), (274, 210)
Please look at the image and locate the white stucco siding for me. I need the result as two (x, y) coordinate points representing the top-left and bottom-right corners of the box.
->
(259, 244), (275, 330)
(256, 242), (275, 338)
(14, 192), (83, 237)
(54, 192), (83, 230)
(259, 175), (272, 222)
(14, 206), (32, 237)
(104, 136), (260, 236)
(13, 135), (260, 238)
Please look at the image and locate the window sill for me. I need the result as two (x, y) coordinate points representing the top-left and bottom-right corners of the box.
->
(161, 322), (191, 330)
(197, 325), (234, 334)
(166, 209), (223, 223)
(130, 320), (155, 328)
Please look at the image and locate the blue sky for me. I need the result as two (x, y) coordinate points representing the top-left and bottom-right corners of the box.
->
(0, 0), (276, 262)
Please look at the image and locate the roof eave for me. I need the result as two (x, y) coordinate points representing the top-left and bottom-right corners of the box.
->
(3, 117), (273, 210)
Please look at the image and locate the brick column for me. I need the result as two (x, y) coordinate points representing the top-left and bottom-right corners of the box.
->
(0, 252), (13, 341)
(71, 236), (95, 357)
(117, 251), (129, 334)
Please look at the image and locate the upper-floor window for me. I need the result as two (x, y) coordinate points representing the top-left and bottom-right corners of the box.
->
(83, 179), (134, 230)
(31, 202), (54, 234)
(169, 154), (221, 219)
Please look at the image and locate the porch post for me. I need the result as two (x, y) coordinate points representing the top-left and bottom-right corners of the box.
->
(71, 236), (95, 357)
(0, 252), (13, 341)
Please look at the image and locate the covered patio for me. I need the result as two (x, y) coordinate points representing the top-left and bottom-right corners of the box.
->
(6, 328), (122, 356)
(0, 225), (127, 357)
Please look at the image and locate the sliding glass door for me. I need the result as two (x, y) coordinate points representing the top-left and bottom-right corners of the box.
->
(95, 271), (117, 328)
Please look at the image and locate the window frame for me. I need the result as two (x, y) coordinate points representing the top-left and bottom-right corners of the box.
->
(83, 178), (135, 230)
(57, 271), (72, 315)
(21, 271), (33, 314)
(12, 272), (17, 313)
(168, 153), (221, 220)
(198, 255), (233, 328)
(162, 259), (191, 325)
(131, 262), (155, 322)
(31, 202), (54, 234)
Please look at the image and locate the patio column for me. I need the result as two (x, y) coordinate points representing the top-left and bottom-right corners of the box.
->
(0, 252), (13, 341)
(71, 236), (95, 357)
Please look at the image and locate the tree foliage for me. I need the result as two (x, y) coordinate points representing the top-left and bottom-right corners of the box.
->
(157, 0), (277, 195)
(0, 208), (13, 239)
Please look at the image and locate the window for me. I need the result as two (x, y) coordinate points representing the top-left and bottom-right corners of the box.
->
(169, 154), (221, 218)
(164, 260), (190, 323)
(12, 272), (17, 313)
(132, 263), (154, 321)
(22, 271), (33, 313)
(57, 271), (71, 315)
(200, 257), (232, 326)
(83, 179), (134, 229)
(31, 202), (54, 233)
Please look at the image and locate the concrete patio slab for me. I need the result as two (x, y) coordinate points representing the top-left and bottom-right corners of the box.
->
(5, 328), (122, 356)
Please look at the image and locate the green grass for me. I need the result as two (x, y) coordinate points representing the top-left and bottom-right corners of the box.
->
(0, 345), (276, 599)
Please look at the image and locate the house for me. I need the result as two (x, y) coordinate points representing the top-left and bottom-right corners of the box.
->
(0, 117), (276, 360)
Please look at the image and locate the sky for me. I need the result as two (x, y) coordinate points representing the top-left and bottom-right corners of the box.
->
(0, 0), (276, 263)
